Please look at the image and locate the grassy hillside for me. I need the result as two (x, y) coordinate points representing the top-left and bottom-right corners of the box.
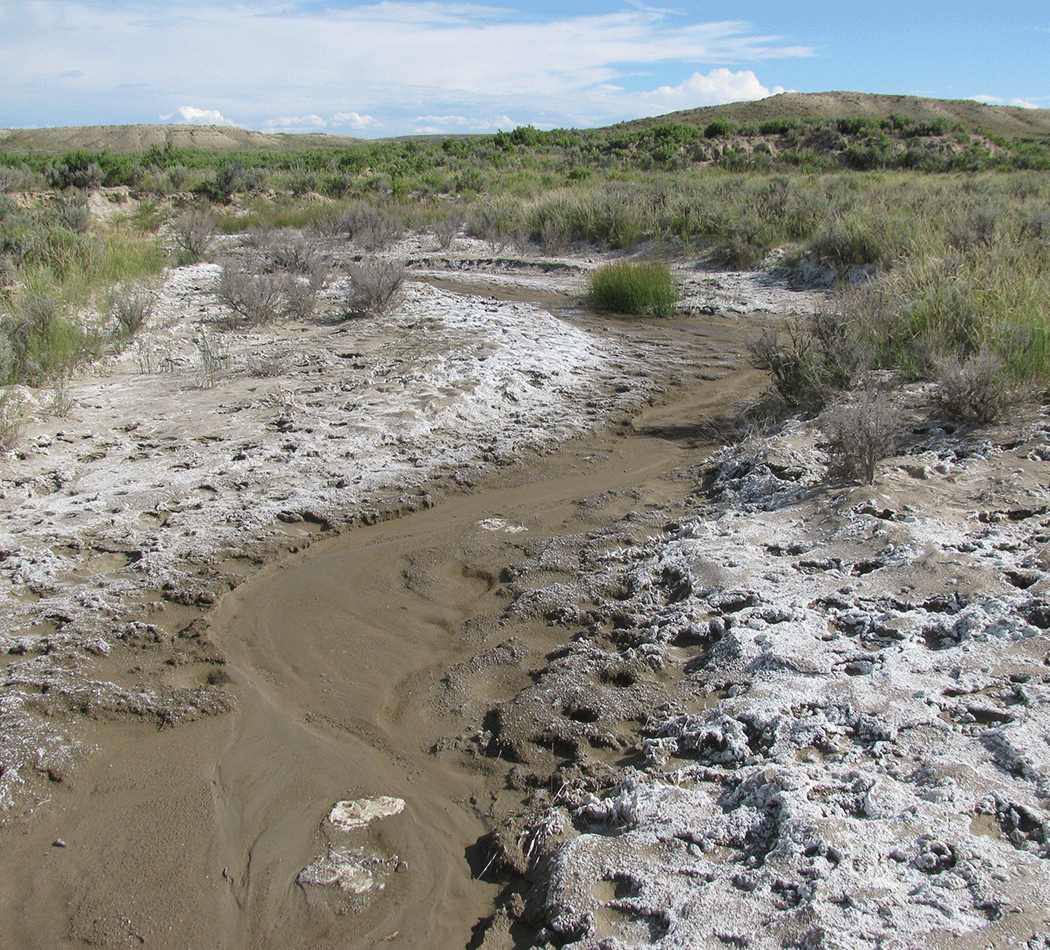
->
(620, 91), (1050, 139)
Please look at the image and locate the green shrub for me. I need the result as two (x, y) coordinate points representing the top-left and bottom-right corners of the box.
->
(1, 292), (98, 384)
(108, 287), (154, 338)
(704, 119), (733, 139)
(587, 261), (679, 318)
(0, 387), (26, 450)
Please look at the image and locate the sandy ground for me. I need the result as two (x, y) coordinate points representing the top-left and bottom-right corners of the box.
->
(2, 225), (1048, 949)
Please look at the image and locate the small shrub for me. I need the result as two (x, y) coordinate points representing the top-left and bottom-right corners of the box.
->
(467, 198), (523, 252)
(0, 387), (25, 450)
(46, 377), (75, 418)
(2, 293), (95, 384)
(821, 391), (902, 484)
(108, 287), (154, 338)
(57, 194), (92, 235)
(587, 261), (679, 318)
(207, 162), (245, 203)
(265, 229), (322, 274)
(172, 210), (215, 263)
(538, 216), (569, 255)
(338, 203), (403, 251)
(704, 119), (733, 139)
(216, 262), (285, 326)
(168, 166), (190, 192)
(933, 349), (1017, 424)
(194, 326), (229, 387)
(809, 300), (876, 392)
(343, 260), (406, 317)
(747, 318), (815, 407)
(281, 268), (328, 321)
(434, 214), (462, 250)
(748, 297), (880, 410)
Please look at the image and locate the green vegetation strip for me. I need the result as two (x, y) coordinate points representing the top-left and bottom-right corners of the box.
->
(2, 101), (1049, 402)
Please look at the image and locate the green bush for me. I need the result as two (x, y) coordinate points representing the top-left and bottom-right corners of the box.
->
(704, 119), (733, 139)
(587, 261), (679, 318)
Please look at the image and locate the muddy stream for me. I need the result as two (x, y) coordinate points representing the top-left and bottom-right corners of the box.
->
(1, 304), (764, 950)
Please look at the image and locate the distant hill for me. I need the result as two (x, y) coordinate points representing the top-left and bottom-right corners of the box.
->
(620, 91), (1050, 139)
(1, 92), (1048, 156)
(0, 124), (366, 154)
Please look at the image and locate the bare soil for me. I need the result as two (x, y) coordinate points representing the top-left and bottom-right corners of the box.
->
(3, 230), (1049, 950)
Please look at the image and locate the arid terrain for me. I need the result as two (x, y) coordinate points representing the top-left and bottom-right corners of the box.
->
(2, 217), (1049, 949)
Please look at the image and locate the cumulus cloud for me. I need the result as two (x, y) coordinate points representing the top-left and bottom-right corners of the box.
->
(643, 68), (785, 109)
(262, 114), (328, 130)
(330, 112), (380, 130)
(160, 106), (235, 125)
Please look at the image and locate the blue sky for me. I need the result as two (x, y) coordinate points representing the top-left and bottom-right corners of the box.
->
(1, 1), (1047, 136)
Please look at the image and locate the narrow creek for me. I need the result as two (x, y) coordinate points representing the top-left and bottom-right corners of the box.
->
(1, 296), (765, 950)
(195, 304), (763, 950)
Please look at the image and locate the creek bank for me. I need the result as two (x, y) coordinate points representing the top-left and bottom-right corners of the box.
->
(460, 397), (1050, 949)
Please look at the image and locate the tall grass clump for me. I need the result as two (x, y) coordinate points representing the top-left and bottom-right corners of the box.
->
(0, 291), (99, 384)
(587, 261), (679, 318)
(0, 388), (26, 449)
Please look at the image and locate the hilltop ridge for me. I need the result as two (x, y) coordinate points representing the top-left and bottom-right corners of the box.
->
(621, 90), (1050, 137)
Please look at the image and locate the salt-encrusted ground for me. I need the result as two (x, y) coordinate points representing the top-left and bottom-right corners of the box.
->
(0, 244), (661, 816)
(462, 400), (1050, 949)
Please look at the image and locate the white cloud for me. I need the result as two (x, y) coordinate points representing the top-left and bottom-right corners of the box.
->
(160, 106), (235, 125)
(642, 68), (784, 110)
(970, 95), (1042, 110)
(262, 114), (328, 129)
(1, 1), (815, 133)
(414, 115), (472, 127)
(330, 112), (380, 130)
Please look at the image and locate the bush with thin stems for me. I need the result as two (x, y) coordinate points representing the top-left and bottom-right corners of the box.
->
(434, 214), (462, 250)
(820, 390), (903, 484)
(172, 209), (215, 263)
(343, 260), (406, 318)
(216, 261), (285, 327)
(933, 348), (1019, 425)
(108, 286), (154, 338)
(337, 203), (403, 251)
